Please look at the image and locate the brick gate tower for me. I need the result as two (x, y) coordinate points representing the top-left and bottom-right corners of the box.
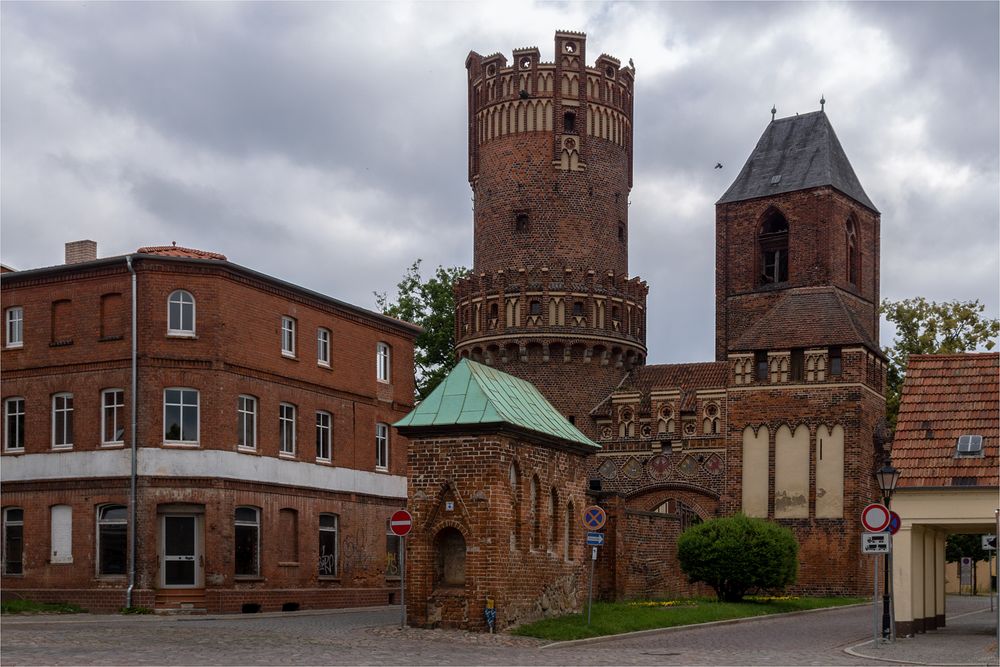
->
(455, 32), (646, 435)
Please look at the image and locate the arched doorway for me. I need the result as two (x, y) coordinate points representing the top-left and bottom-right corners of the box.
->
(434, 527), (467, 588)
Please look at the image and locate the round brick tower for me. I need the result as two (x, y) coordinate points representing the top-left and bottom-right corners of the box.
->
(455, 31), (647, 435)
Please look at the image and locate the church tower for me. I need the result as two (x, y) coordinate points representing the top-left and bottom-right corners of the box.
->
(455, 32), (646, 434)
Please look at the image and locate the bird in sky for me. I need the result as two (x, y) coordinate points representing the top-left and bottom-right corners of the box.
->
(714, 163), (723, 169)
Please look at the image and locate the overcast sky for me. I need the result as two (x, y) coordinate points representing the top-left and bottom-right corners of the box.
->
(2, 1), (997, 364)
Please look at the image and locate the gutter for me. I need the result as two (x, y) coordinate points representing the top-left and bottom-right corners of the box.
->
(125, 255), (138, 609)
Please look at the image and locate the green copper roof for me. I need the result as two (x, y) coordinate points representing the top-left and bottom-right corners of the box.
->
(394, 359), (599, 449)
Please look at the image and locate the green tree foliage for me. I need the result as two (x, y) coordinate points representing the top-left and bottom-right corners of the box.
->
(945, 533), (989, 564)
(375, 260), (467, 400)
(881, 298), (999, 426)
(676, 514), (799, 602)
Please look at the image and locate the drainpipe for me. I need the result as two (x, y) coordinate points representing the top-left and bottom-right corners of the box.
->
(126, 255), (138, 609)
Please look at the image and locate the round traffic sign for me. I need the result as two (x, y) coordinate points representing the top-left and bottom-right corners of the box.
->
(390, 509), (413, 536)
(582, 505), (607, 531)
(861, 503), (890, 532)
(886, 511), (901, 535)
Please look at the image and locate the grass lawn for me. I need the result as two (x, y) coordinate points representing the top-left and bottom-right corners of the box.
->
(511, 596), (866, 641)
(1, 599), (86, 615)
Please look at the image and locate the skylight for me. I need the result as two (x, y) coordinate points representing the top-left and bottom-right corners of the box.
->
(955, 434), (984, 457)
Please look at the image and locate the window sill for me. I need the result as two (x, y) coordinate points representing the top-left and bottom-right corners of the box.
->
(237, 446), (258, 454)
(279, 452), (297, 459)
(166, 332), (197, 339)
(318, 361), (331, 369)
(50, 558), (73, 565)
(3, 573), (25, 578)
(318, 576), (341, 582)
(95, 574), (126, 580)
(101, 442), (125, 448)
(278, 561), (299, 568)
(375, 466), (389, 473)
(234, 576), (265, 582)
(376, 379), (391, 385)
(52, 445), (74, 451)
(316, 458), (332, 466)
(163, 442), (200, 448)
(5, 343), (23, 350)
(3, 449), (25, 455)
(281, 351), (297, 360)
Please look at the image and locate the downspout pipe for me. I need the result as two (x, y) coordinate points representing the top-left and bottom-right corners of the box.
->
(126, 255), (138, 609)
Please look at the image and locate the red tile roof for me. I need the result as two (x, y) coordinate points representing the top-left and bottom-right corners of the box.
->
(893, 353), (999, 488)
(591, 362), (728, 416)
(137, 244), (227, 261)
(730, 287), (879, 352)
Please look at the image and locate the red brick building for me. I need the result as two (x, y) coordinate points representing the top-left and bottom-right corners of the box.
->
(416, 32), (887, 627)
(1, 242), (419, 612)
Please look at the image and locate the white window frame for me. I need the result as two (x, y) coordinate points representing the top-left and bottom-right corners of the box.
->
(318, 513), (338, 577)
(4, 397), (25, 452)
(51, 392), (74, 450)
(234, 506), (260, 578)
(281, 316), (296, 358)
(50, 504), (73, 564)
(375, 422), (389, 471)
(101, 389), (125, 446)
(5, 307), (23, 348)
(376, 342), (390, 383)
(163, 388), (199, 446)
(167, 290), (196, 337)
(279, 403), (296, 456)
(237, 395), (257, 451)
(317, 328), (331, 367)
(316, 411), (332, 462)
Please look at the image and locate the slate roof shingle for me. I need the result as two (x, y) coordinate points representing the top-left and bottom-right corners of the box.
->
(717, 111), (877, 212)
(893, 353), (999, 488)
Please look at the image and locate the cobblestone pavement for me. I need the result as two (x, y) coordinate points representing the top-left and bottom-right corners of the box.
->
(2, 598), (993, 666)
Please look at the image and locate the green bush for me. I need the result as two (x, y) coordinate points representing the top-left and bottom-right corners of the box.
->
(677, 514), (799, 602)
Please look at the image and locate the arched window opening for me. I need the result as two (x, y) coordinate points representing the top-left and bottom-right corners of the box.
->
(653, 499), (703, 532)
(564, 501), (575, 560)
(515, 213), (529, 232)
(167, 290), (195, 335)
(548, 488), (558, 553)
(758, 210), (789, 285)
(563, 111), (576, 134)
(434, 527), (466, 587)
(702, 403), (720, 435)
(846, 219), (859, 286)
(509, 462), (521, 551)
(618, 223), (625, 243)
(530, 476), (540, 550)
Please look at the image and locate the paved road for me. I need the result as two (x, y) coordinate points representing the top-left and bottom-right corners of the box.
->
(2, 597), (994, 665)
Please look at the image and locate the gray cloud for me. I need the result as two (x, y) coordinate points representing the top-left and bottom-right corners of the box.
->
(2, 1), (997, 364)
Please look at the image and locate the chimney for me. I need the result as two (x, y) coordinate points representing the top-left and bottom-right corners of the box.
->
(65, 240), (97, 265)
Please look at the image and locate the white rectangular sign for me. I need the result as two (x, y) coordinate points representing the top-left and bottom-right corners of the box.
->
(862, 532), (891, 554)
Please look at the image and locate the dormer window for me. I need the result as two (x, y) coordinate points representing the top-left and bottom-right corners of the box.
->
(758, 210), (789, 285)
(955, 434), (984, 458)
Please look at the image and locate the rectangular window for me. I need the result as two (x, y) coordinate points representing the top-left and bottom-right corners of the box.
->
(790, 349), (804, 382)
(754, 351), (768, 382)
(4, 398), (25, 451)
(234, 507), (260, 577)
(385, 521), (402, 580)
(375, 422), (389, 471)
(164, 388), (199, 444)
(237, 395), (257, 450)
(281, 316), (296, 357)
(376, 342), (390, 382)
(316, 411), (332, 461)
(5, 307), (23, 348)
(829, 347), (842, 376)
(279, 403), (296, 456)
(3, 507), (24, 575)
(319, 514), (338, 577)
(97, 505), (127, 576)
(317, 328), (331, 367)
(102, 389), (125, 445)
(50, 505), (72, 564)
(52, 393), (74, 449)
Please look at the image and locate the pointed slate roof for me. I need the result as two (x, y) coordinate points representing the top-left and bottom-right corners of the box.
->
(394, 359), (599, 449)
(718, 111), (877, 212)
(730, 287), (881, 354)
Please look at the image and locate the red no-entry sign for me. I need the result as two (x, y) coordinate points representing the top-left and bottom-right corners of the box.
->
(390, 509), (413, 536)
(861, 503), (890, 532)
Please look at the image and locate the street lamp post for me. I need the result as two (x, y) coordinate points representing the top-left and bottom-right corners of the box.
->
(875, 460), (901, 641)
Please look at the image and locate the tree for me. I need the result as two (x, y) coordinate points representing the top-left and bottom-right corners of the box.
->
(375, 260), (467, 400)
(945, 534), (988, 564)
(676, 514), (799, 602)
(881, 298), (998, 426)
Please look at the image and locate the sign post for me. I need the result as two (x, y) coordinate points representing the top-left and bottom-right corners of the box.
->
(582, 505), (606, 627)
(982, 534), (996, 612)
(390, 509), (413, 629)
(862, 531), (891, 647)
